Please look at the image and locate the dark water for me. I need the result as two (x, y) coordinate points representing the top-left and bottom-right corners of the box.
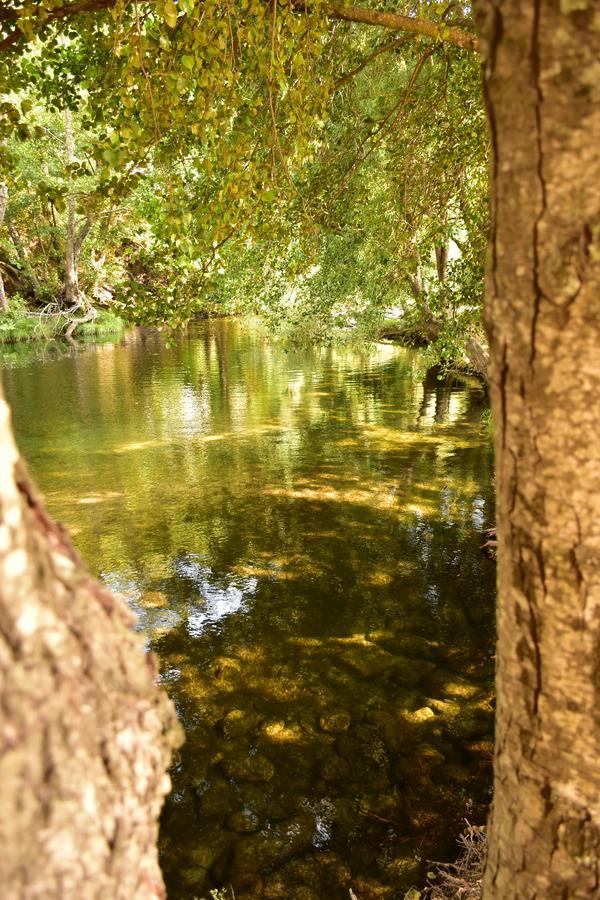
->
(3, 320), (495, 899)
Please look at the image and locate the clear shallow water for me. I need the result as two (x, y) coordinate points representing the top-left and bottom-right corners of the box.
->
(3, 320), (495, 899)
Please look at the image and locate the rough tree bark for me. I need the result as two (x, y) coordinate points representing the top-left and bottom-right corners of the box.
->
(0, 381), (183, 898)
(478, 0), (600, 896)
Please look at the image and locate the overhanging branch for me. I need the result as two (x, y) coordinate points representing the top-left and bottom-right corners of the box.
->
(330, 5), (480, 52)
(2, 1), (480, 54)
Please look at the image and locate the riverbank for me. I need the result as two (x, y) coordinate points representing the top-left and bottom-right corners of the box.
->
(376, 318), (489, 386)
(0, 299), (125, 344)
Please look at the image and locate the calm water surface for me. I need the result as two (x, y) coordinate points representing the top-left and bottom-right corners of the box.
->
(3, 320), (495, 899)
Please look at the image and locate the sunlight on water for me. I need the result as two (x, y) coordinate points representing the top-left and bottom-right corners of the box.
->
(3, 319), (496, 899)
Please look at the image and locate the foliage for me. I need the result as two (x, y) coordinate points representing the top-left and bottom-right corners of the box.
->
(0, 294), (54, 342)
(78, 308), (125, 337)
(0, 1), (488, 370)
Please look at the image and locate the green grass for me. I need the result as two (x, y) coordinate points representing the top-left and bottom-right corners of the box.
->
(78, 309), (126, 337)
(0, 299), (56, 343)
(0, 299), (126, 344)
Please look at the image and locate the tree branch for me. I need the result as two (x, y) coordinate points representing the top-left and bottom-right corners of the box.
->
(0, 0), (123, 51)
(329, 5), (480, 53)
(75, 215), (94, 255)
(334, 34), (412, 89)
(1, 1), (480, 54)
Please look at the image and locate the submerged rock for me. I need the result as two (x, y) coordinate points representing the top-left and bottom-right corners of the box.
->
(139, 590), (169, 608)
(221, 754), (275, 783)
(366, 710), (412, 753)
(402, 706), (435, 724)
(340, 644), (397, 678)
(228, 813), (316, 890)
(415, 743), (445, 767)
(219, 708), (261, 740)
(179, 865), (208, 892)
(321, 755), (351, 782)
(427, 697), (460, 718)
(351, 875), (394, 898)
(464, 739), (494, 757)
(193, 775), (235, 822)
(385, 850), (422, 885)
(319, 710), (351, 733)
(264, 851), (353, 898)
(227, 809), (261, 834)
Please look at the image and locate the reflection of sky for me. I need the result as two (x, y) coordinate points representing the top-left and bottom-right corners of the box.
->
(176, 555), (258, 637)
(101, 555), (258, 638)
(472, 496), (486, 529)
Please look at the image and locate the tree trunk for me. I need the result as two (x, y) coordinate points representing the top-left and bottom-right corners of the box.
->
(64, 109), (83, 308)
(7, 221), (42, 300)
(478, 1), (600, 896)
(434, 241), (448, 284)
(0, 182), (9, 311)
(0, 381), (183, 897)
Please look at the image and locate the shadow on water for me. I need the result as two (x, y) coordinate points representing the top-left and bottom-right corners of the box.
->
(2, 320), (495, 899)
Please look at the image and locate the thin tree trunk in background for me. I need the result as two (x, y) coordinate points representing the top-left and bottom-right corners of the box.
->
(434, 241), (448, 284)
(64, 109), (81, 307)
(0, 381), (183, 897)
(478, 0), (600, 895)
(0, 183), (9, 311)
(7, 221), (42, 300)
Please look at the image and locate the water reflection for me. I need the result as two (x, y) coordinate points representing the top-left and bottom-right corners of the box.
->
(3, 320), (495, 900)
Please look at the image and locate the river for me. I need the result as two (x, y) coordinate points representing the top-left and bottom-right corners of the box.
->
(2, 319), (495, 899)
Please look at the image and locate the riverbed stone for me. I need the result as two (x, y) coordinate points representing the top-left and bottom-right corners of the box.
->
(321, 754), (351, 781)
(424, 672), (480, 699)
(368, 631), (438, 659)
(415, 743), (445, 767)
(319, 710), (351, 733)
(427, 697), (460, 718)
(227, 809), (261, 833)
(221, 753), (275, 782)
(188, 837), (233, 873)
(239, 783), (298, 821)
(228, 813), (316, 890)
(340, 643), (398, 678)
(396, 658), (437, 686)
(179, 865), (208, 891)
(385, 850), (422, 885)
(193, 775), (235, 821)
(402, 706), (435, 724)
(351, 875), (394, 899)
(266, 851), (353, 897)
(139, 590), (169, 608)
(449, 713), (490, 742)
(209, 655), (242, 683)
(464, 739), (494, 757)
(219, 708), (261, 740)
(366, 710), (412, 753)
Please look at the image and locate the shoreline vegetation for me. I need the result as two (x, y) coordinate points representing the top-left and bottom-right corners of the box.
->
(0, 304), (489, 387)
(0, 297), (126, 344)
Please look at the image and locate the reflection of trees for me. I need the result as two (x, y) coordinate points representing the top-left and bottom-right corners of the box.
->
(5, 319), (493, 608)
(4, 320), (495, 895)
